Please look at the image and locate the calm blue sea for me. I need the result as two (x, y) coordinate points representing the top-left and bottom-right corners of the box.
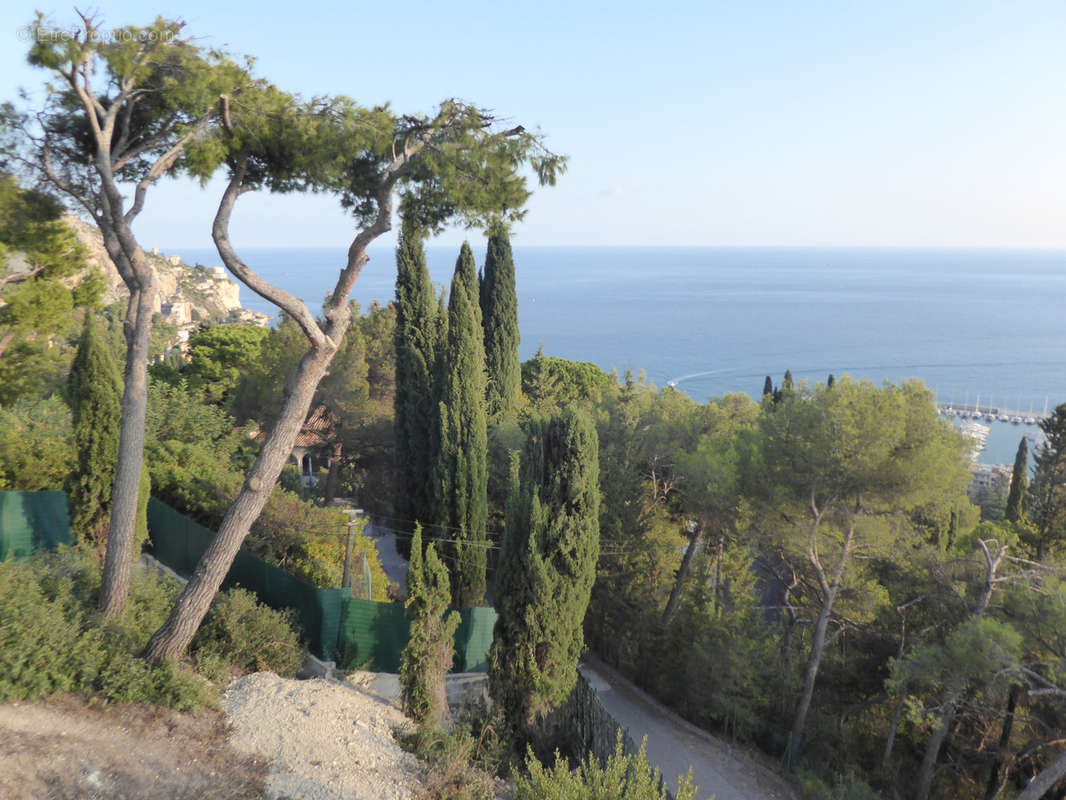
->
(171, 246), (1066, 466)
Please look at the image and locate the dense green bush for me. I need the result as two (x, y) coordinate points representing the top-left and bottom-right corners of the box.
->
(192, 587), (304, 679)
(514, 735), (700, 800)
(0, 548), (304, 713)
(0, 395), (74, 490)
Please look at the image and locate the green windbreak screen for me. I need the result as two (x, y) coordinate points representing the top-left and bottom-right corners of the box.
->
(0, 491), (72, 561)
(147, 498), (497, 670)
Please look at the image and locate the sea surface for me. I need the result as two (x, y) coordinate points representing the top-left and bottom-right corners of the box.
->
(171, 246), (1066, 466)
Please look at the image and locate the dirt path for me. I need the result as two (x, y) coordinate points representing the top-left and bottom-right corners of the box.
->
(581, 656), (799, 800)
(0, 696), (268, 800)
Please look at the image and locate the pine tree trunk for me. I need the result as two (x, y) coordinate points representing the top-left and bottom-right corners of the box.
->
(324, 441), (343, 504)
(144, 348), (333, 661)
(984, 684), (1020, 800)
(916, 690), (960, 800)
(788, 518), (853, 761)
(881, 686), (907, 772)
(99, 277), (154, 618)
(663, 525), (702, 625)
(1016, 749), (1066, 800)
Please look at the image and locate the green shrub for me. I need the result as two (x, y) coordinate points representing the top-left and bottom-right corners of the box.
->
(0, 549), (302, 714)
(192, 587), (305, 678)
(514, 734), (702, 800)
(397, 723), (500, 800)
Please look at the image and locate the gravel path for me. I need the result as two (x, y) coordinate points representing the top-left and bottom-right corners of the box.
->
(221, 672), (425, 800)
(581, 656), (799, 800)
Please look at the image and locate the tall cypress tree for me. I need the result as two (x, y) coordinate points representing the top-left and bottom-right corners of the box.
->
(1027, 404), (1066, 560)
(481, 224), (521, 420)
(67, 314), (122, 544)
(489, 408), (600, 748)
(1005, 436), (1029, 523)
(432, 243), (489, 606)
(393, 219), (438, 557)
(762, 375), (774, 398)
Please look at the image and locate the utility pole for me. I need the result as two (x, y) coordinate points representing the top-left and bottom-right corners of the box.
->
(341, 508), (363, 592)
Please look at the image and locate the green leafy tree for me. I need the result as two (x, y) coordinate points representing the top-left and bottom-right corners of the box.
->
(0, 396), (73, 490)
(752, 377), (972, 760)
(183, 324), (270, 406)
(1005, 435), (1029, 524)
(1026, 403), (1066, 561)
(145, 82), (563, 661)
(5, 13), (254, 618)
(433, 242), (489, 606)
(490, 408), (600, 749)
(66, 315), (122, 543)
(0, 175), (102, 402)
(399, 526), (460, 728)
(481, 224), (520, 419)
(393, 220), (439, 556)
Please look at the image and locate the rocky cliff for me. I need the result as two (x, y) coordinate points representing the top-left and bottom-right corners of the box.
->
(65, 216), (270, 340)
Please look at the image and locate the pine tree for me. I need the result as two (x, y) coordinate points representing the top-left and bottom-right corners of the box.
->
(432, 243), (489, 606)
(399, 525), (460, 728)
(481, 224), (520, 420)
(67, 315), (122, 544)
(393, 220), (438, 557)
(1027, 404), (1066, 560)
(489, 408), (600, 748)
(1005, 436), (1029, 523)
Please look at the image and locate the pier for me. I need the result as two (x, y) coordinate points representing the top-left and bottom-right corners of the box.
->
(936, 403), (1048, 425)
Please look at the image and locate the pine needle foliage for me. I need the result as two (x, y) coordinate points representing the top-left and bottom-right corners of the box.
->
(400, 526), (461, 728)
(433, 243), (489, 607)
(66, 314), (122, 543)
(514, 733), (699, 800)
(490, 409), (600, 744)
(481, 224), (520, 420)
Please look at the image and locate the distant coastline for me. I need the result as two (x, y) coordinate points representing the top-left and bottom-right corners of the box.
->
(169, 244), (1066, 466)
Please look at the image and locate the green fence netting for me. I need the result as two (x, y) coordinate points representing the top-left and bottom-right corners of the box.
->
(147, 498), (497, 671)
(0, 491), (72, 561)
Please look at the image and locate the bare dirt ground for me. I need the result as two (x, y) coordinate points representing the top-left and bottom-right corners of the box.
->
(0, 695), (269, 800)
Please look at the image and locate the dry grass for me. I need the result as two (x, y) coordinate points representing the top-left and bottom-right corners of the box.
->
(0, 694), (269, 800)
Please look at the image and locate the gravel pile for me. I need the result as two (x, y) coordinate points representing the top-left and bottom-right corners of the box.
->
(221, 672), (425, 800)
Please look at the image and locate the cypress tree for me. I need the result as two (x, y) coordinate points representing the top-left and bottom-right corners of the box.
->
(481, 224), (521, 420)
(1027, 404), (1066, 560)
(489, 408), (600, 749)
(399, 525), (460, 728)
(393, 220), (438, 557)
(1005, 436), (1029, 523)
(827, 374), (836, 388)
(762, 375), (774, 398)
(67, 314), (122, 545)
(432, 243), (489, 606)
(783, 369), (794, 393)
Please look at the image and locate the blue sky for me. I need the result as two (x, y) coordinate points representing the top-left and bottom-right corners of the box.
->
(2, 1), (1064, 249)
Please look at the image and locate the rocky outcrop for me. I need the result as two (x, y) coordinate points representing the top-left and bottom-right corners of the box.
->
(64, 216), (270, 343)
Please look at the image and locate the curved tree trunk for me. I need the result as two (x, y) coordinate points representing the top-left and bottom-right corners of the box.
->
(145, 347), (334, 660)
(99, 277), (154, 617)
(788, 515), (852, 762)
